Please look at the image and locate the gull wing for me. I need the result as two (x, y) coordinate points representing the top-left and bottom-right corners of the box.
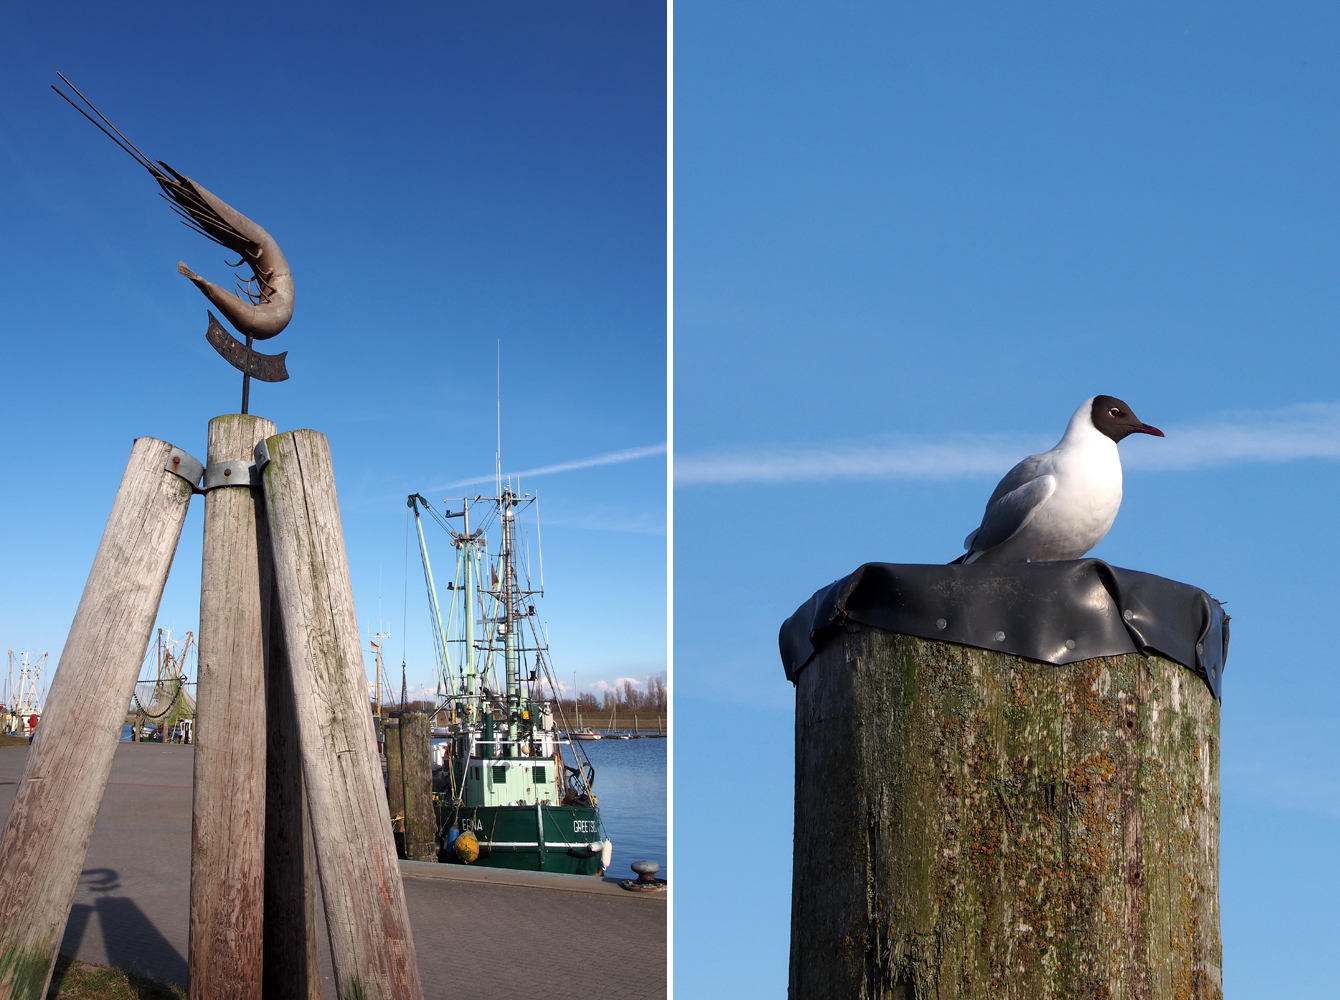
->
(968, 472), (1057, 554)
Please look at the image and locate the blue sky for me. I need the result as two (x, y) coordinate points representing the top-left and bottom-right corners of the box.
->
(676, 4), (1340, 997)
(0, 3), (666, 705)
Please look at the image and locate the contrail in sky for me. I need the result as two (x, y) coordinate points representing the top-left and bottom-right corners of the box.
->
(675, 402), (1340, 485)
(440, 443), (666, 489)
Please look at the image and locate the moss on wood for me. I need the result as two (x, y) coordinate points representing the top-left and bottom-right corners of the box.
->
(791, 628), (1221, 999)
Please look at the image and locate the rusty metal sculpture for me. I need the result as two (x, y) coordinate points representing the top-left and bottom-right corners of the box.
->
(53, 74), (291, 413)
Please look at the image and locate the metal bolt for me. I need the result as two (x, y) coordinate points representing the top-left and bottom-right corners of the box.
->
(172, 456), (180, 465)
(224, 468), (232, 477)
(1123, 609), (1134, 621)
(1196, 642), (1204, 655)
(1065, 639), (1076, 650)
(936, 618), (947, 630)
(994, 631), (1006, 642)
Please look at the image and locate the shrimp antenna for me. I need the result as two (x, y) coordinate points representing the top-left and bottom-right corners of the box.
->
(51, 73), (163, 179)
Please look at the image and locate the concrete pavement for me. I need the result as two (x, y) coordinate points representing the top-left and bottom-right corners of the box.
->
(0, 743), (665, 998)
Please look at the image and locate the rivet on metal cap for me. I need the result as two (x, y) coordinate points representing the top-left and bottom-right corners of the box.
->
(994, 631), (1006, 642)
(165, 447), (204, 487)
(1123, 609), (1134, 621)
(935, 618), (947, 630)
(1065, 639), (1076, 650)
(1196, 642), (1204, 655)
(203, 460), (258, 490)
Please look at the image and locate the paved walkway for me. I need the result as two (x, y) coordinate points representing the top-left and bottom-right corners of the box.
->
(0, 744), (665, 998)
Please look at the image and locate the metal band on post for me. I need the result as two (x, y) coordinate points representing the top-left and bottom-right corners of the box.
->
(203, 460), (259, 490)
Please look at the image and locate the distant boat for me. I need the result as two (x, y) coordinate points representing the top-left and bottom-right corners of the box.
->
(571, 728), (602, 741)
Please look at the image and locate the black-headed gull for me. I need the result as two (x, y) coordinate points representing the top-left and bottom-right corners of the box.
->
(955, 395), (1164, 564)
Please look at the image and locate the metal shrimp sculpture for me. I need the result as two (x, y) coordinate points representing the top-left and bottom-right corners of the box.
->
(53, 74), (291, 412)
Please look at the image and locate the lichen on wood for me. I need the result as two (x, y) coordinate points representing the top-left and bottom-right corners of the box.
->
(790, 627), (1221, 1000)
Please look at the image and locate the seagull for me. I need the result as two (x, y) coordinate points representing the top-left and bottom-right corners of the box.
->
(954, 395), (1164, 564)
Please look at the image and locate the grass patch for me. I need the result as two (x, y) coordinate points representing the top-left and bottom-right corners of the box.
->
(0, 734), (30, 747)
(47, 956), (185, 1000)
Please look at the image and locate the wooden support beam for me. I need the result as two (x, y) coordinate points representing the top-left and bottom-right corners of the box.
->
(190, 415), (275, 1000)
(397, 712), (436, 863)
(259, 430), (423, 1000)
(0, 437), (196, 1000)
(790, 626), (1222, 999)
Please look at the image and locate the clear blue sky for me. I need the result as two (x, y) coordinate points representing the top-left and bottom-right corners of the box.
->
(676, 4), (1340, 997)
(0, 3), (666, 704)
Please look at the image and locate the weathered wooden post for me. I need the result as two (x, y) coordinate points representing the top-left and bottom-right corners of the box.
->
(190, 415), (275, 1000)
(398, 712), (436, 863)
(385, 718), (406, 855)
(260, 560), (321, 1000)
(782, 562), (1227, 1000)
(258, 429), (424, 1000)
(0, 437), (199, 1000)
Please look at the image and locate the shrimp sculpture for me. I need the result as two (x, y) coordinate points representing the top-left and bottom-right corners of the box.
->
(54, 74), (291, 411)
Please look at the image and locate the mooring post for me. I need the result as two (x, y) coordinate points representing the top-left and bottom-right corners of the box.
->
(189, 415), (275, 1000)
(0, 437), (198, 1000)
(259, 429), (424, 1000)
(398, 712), (436, 863)
(788, 627), (1222, 999)
(385, 717), (405, 855)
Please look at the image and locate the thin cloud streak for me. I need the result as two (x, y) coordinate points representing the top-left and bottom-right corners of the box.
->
(675, 402), (1340, 486)
(438, 443), (667, 490)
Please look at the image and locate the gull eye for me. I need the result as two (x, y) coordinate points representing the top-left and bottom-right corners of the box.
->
(1109, 407), (1121, 417)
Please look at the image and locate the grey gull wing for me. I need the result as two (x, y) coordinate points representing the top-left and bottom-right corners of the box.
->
(968, 473), (1057, 553)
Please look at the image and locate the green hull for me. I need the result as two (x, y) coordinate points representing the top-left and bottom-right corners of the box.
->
(435, 801), (605, 876)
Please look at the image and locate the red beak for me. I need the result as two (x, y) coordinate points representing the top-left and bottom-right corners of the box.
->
(1136, 424), (1165, 437)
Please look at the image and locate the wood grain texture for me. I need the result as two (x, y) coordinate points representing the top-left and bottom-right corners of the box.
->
(260, 543), (321, 1000)
(260, 430), (423, 1000)
(397, 713), (436, 863)
(190, 415), (275, 1000)
(0, 438), (195, 1000)
(385, 719), (404, 849)
(790, 627), (1221, 1000)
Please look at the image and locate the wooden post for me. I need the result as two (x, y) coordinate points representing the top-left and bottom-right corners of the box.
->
(385, 718), (405, 856)
(398, 712), (435, 862)
(261, 594), (320, 999)
(257, 465), (321, 1000)
(190, 415), (274, 1000)
(259, 430), (423, 1000)
(790, 627), (1222, 999)
(0, 437), (196, 1000)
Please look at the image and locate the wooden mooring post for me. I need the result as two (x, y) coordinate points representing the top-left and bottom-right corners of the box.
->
(385, 718), (405, 854)
(790, 627), (1222, 999)
(259, 429), (424, 1000)
(397, 712), (436, 863)
(0, 438), (198, 1000)
(190, 415), (275, 1000)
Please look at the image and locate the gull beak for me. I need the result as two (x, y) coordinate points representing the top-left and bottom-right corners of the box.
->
(1135, 424), (1165, 438)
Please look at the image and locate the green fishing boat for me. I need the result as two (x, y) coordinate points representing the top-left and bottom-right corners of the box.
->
(407, 482), (611, 876)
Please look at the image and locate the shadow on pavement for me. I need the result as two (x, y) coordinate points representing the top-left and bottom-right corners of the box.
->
(59, 867), (188, 987)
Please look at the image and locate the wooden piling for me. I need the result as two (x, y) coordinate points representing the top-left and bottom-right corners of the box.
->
(398, 712), (436, 863)
(385, 718), (405, 856)
(790, 626), (1222, 999)
(0, 438), (196, 1000)
(190, 415), (274, 1000)
(259, 429), (424, 1000)
(258, 482), (320, 1000)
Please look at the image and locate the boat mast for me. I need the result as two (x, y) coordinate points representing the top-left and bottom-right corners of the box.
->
(500, 486), (519, 756)
(462, 501), (478, 724)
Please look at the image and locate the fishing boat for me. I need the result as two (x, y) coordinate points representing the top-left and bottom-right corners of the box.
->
(406, 485), (612, 876)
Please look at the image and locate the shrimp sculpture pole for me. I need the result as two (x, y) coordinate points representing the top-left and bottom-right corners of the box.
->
(54, 74), (292, 414)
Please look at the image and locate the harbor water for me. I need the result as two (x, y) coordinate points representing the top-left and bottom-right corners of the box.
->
(582, 737), (668, 880)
